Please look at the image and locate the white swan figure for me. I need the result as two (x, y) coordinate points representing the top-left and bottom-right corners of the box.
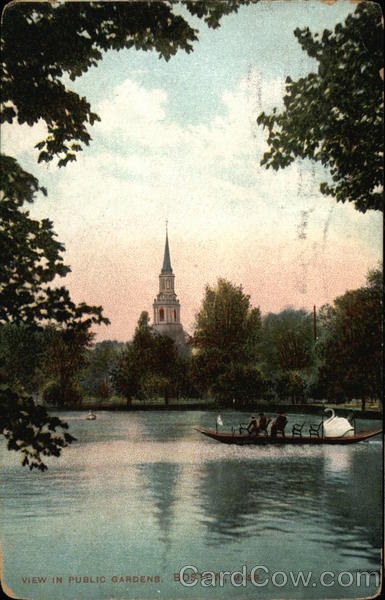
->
(323, 408), (354, 437)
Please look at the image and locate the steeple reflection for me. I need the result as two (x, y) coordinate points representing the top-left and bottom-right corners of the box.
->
(138, 462), (181, 557)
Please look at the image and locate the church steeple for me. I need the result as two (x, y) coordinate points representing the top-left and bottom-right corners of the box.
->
(152, 225), (188, 353)
(153, 225), (180, 327)
(161, 223), (173, 273)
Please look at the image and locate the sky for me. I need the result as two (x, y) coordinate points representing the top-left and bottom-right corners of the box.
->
(3, 0), (382, 341)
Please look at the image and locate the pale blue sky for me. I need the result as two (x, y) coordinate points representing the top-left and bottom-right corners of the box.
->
(70, 0), (352, 125)
(3, 0), (382, 340)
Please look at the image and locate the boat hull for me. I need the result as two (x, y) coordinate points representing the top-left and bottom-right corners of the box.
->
(196, 427), (382, 445)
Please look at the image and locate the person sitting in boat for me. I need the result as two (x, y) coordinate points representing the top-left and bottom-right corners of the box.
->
(257, 413), (270, 435)
(270, 413), (288, 438)
(247, 415), (259, 435)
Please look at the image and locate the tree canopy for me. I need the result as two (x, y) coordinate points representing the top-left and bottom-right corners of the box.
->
(193, 279), (262, 362)
(79, 340), (124, 398)
(0, 158), (108, 329)
(113, 311), (186, 405)
(42, 326), (95, 406)
(260, 308), (315, 372)
(316, 267), (383, 409)
(0, 323), (44, 394)
(2, 0), (254, 168)
(0, 157), (108, 469)
(192, 279), (262, 401)
(0, 385), (75, 472)
(257, 3), (384, 213)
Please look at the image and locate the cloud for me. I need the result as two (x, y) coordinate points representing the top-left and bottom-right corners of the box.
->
(98, 78), (168, 127)
(6, 70), (382, 341)
(2, 69), (287, 195)
(29, 71), (379, 256)
(1, 119), (47, 159)
(94, 69), (285, 165)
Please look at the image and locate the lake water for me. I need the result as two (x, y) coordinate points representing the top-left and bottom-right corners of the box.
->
(0, 410), (382, 599)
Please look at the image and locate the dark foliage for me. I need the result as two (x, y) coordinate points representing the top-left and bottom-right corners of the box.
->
(257, 3), (383, 212)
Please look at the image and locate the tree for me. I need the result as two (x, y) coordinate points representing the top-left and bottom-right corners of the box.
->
(0, 384), (74, 472)
(0, 324), (45, 394)
(274, 370), (307, 405)
(131, 311), (160, 372)
(0, 158), (109, 469)
(194, 279), (262, 363)
(141, 372), (171, 403)
(113, 312), (179, 405)
(80, 340), (124, 398)
(210, 364), (266, 406)
(151, 333), (179, 404)
(113, 342), (142, 407)
(316, 267), (383, 410)
(260, 308), (315, 373)
(171, 354), (198, 399)
(259, 308), (315, 404)
(257, 3), (383, 213)
(192, 279), (262, 398)
(42, 326), (94, 406)
(0, 158), (107, 329)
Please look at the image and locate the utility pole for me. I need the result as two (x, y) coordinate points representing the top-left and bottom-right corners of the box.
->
(313, 305), (317, 341)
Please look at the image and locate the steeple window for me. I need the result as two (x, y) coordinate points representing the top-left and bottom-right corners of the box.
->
(159, 308), (165, 322)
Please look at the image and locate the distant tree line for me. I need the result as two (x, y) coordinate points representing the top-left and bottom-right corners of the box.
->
(7, 269), (378, 412)
(186, 271), (382, 410)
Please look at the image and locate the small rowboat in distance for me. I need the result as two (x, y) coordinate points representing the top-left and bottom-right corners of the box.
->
(86, 411), (96, 421)
(195, 427), (382, 445)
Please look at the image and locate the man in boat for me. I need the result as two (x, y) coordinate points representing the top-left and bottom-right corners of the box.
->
(247, 415), (259, 435)
(257, 413), (270, 435)
(270, 413), (288, 438)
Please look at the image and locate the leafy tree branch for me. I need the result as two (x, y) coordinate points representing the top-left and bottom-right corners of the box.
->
(257, 3), (383, 212)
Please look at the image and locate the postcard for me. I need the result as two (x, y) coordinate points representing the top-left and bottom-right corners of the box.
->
(0, 1), (383, 599)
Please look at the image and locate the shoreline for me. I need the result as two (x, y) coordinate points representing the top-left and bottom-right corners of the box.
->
(48, 402), (383, 420)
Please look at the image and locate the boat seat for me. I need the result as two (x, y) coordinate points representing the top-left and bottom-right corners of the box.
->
(292, 422), (305, 437)
(309, 422), (323, 437)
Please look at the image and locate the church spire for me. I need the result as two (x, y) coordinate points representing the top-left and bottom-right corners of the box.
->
(153, 223), (187, 353)
(161, 221), (173, 273)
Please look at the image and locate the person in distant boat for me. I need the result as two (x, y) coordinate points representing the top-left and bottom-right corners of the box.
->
(247, 415), (259, 435)
(270, 413), (288, 438)
(257, 413), (270, 435)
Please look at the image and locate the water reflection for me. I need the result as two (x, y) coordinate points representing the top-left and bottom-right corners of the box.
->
(321, 446), (381, 559)
(0, 411), (381, 600)
(138, 462), (181, 556)
(198, 456), (325, 543)
(197, 442), (381, 566)
(198, 460), (266, 542)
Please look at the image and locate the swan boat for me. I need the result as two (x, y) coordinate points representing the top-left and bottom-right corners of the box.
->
(197, 407), (381, 445)
(196, 427), (381, 445)
(322, 408), (354, 437)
